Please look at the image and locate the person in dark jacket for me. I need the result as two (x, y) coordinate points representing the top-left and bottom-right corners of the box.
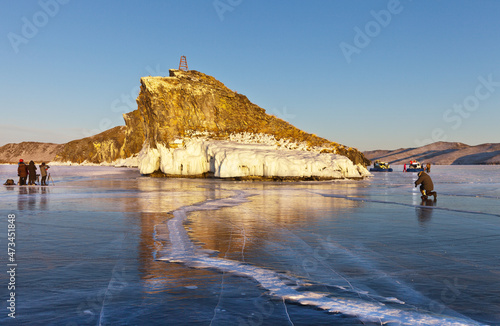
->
(39, 162), (50, 186)
(28, 160), (37, 185)
(415, 171), (437, 200)
(17, 159), (28, 185)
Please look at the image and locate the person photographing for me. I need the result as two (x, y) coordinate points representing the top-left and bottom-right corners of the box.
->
(415, 171), (437, 200)
(39, 162), (50, 186)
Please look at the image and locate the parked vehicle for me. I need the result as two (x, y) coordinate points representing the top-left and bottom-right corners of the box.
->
(370, 160), (393, 172)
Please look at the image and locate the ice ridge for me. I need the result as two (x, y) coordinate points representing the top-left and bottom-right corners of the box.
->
(155, 191), (485, 325)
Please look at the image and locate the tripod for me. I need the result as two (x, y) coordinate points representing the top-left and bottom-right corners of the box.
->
(48, 173), (55, 186)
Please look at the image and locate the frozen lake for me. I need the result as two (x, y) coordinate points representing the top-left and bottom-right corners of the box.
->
(0, 165), (499, 325)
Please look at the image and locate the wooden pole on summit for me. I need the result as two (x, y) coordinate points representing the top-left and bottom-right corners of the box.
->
(179, 56), (188, 71)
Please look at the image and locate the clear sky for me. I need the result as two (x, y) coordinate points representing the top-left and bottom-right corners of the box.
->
(2, 0), (500, 151)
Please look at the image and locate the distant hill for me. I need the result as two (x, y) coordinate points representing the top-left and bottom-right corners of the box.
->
(0, 142), (64, 164)
(0, 126), (137, 165)
(363, 142), (500, 165)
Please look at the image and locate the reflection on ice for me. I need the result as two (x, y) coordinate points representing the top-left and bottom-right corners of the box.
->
(416, 198), (436, 226)
(15, 186), (51, 211)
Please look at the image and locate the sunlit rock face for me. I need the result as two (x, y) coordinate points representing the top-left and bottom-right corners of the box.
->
(53, 111), (145, 165)
(136, 69), (369, 166)
(54, 126), (128, 164)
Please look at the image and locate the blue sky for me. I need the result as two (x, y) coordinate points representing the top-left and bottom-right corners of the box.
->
(2, 0), (499, 151)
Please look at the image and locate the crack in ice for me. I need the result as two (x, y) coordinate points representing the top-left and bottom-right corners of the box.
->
(155, 190), (485, 325)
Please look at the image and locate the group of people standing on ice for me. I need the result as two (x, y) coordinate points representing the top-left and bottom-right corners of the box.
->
(15, 159), (50, 186)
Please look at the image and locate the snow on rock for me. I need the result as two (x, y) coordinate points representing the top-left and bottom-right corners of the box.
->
(113, 154), (140, 168)
(137, 135), (370, 179)
(138, 143), (160, 174)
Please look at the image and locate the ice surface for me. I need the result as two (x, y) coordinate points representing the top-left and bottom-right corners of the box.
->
(0, 165), (498, 325)
(156, 189), (489, 325)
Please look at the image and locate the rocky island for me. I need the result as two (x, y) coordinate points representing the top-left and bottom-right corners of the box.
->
(129, 69), (370, 179)
(2, 69), (371, 180)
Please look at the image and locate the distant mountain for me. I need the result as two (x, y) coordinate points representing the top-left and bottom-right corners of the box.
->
(0, 142), (64, 164)
(363, 142), (500, 165)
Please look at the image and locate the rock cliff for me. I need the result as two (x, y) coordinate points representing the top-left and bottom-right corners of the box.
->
(53, 109), (145, 164)
(54, 126), (128, 164)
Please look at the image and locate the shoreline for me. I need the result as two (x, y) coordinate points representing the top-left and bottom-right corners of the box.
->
(146, 169), (366, 181)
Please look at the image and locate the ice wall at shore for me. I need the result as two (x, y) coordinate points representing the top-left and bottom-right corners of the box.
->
(137, 135), (370, 179)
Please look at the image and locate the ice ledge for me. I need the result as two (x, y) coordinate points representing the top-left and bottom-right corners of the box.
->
(48, 154), (140, 168)
(137, 137), (371, 180)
